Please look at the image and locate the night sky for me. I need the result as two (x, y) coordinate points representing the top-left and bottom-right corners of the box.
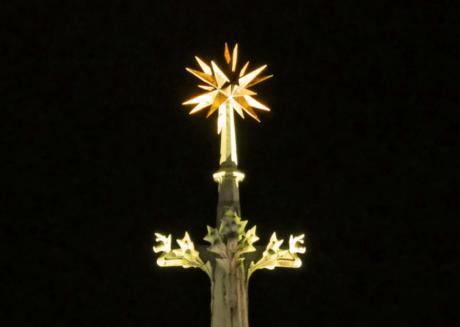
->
(4, 1), (458, 326)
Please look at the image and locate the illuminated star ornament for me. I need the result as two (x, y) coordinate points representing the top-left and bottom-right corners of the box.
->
(183, 43), (273, 133)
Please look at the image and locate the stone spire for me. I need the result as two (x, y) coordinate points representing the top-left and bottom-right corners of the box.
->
(154, 44), (306, 327)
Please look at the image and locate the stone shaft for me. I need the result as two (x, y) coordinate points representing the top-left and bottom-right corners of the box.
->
(211, 102), (249, 326)
(210, 246), (249, 327)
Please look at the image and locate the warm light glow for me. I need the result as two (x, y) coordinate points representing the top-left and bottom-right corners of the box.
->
(289, 234), (306, 254)
(248, 232), (307, 278)
(212, 170), (245, 183)
(153, 232), (212, 277)
(183, 43), (273, 165)
(154, 215), (306, 280)
(183, 43), (273, 131)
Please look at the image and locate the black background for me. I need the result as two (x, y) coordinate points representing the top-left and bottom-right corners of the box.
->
(4, 1), (458, 326)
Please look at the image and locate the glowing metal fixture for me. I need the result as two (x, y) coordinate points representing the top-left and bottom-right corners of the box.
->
(183, 42), (272, 126)
(183, 43), (273, 165)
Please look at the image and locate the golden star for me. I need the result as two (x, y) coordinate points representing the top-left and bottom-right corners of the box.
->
(183, 43), (273, 133)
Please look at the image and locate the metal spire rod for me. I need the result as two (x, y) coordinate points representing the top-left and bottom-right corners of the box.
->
(219, 100), (238, 165)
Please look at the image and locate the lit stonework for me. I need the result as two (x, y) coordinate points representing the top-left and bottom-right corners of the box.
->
(154, 44), (306, 327)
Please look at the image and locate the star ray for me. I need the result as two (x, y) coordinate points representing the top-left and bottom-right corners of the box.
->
(183, 91), (217, 105)
(247, 74), (274, 88)
(232, 44), (239, 72)
(229, 98), (245, 119)
(207, 93), (227, 118)
(195, 56), (213, 75)
(239, 65), (267, 88)
(224, 43), (231, 64)
(189, 101), (212, 115)
(211, 61), (230, 88)
(198, 85), (214, 91)
(244, 95), (270, 111)
(186, 67), (216, 87)
(239, 61), (250, 77)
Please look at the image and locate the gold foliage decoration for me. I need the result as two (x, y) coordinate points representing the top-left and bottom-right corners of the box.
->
(153, 232), (212, 278)
(248, 233), (306, 279)
(204, 210), (260, 260)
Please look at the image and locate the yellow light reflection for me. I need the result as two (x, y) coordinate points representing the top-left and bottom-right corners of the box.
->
(248, 233), (307, 278)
